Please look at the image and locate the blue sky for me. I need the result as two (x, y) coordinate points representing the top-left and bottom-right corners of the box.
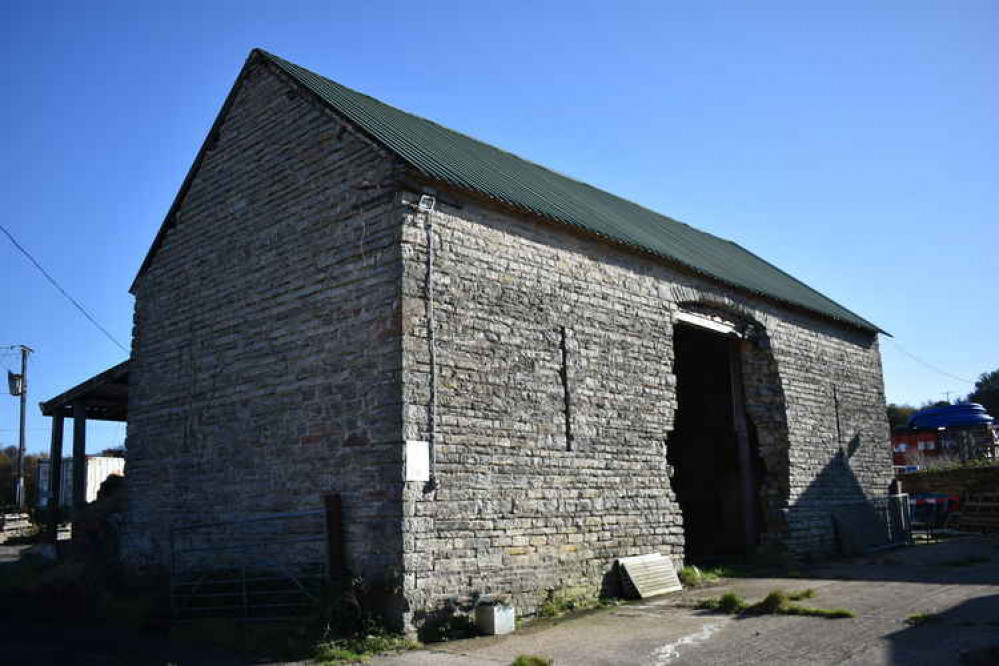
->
(1, 1), (995, 454)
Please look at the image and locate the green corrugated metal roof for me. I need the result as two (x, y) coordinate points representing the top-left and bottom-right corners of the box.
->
(258, 50), (880, 333)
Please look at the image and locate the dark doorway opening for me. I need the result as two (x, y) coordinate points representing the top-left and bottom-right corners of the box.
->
(668, 323), (762, 563)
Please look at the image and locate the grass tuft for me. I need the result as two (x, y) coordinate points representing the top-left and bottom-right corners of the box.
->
(749, 590), (788, 615)
(511, 656), (553, 666)
(783, 605), (855, 619)
(697, 591), (747, 614)
(700, 589), (853, 620)
(679, 565), (721, 587)
(905, 612), (942, 626)
(787, 588), (816, 601)
(536, 587), (610, 619)
(314, 634), (419, 665)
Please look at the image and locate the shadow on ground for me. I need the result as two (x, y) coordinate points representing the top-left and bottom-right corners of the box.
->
(805, 534), (999, 586)
(885, 594), (999, 665)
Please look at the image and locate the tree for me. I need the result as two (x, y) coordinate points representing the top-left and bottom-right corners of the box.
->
(887, 400), (952, 431)
(967, 369), (999, 418)
(0, 447), (12, 507)
(887, 403), (918, 431)
(0, 446), (45, 508)
(921, 400), (951, 409)
(99, 446), (126, 458)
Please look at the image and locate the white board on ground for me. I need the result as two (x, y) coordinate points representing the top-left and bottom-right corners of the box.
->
(618, 553), (683, 598)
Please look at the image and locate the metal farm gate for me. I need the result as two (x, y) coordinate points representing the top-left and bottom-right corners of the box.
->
(170, 495), (342, 621)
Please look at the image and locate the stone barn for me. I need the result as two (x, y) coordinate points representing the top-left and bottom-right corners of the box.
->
(118, 49), (894, 628)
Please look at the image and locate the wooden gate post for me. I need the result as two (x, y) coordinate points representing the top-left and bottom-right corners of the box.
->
(324, 493), (344, 582)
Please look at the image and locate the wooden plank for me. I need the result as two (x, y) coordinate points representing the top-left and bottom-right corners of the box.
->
(618, 553), (682, 598)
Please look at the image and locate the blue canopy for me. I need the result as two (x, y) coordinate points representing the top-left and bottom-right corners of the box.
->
(906, 403), (994, 430)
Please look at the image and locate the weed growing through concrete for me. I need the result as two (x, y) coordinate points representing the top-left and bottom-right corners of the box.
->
(698, 589), (854, 619)
(748, 589), (853, 618)
(905, 613), (942, 626)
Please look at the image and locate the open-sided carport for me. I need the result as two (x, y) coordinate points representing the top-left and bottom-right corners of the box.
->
(38, 360), (129, 541)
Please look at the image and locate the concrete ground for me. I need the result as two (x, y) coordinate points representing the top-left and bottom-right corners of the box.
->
(1, 536), (996, 664)
(374, 535), (999, 666)
(0, 542), (31, 563)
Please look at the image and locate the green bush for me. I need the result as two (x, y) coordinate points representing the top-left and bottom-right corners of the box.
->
(307, 575), (400, 644)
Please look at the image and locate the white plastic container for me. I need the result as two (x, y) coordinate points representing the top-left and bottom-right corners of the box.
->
(475, 603), (516, 635)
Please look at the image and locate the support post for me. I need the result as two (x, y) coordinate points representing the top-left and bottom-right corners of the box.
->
(324, 493), (344, 583)
(46, 412), (65, 543)
(72, 402), (87, 512)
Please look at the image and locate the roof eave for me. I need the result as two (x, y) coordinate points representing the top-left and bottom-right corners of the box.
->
(39, 359), (130, 416)
(401, 170), (885, 337)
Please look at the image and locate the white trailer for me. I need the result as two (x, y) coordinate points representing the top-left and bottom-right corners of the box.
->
(36, 456), (124, 508)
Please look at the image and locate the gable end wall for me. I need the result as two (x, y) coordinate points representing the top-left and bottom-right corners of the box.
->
(121, 61), (407, 585)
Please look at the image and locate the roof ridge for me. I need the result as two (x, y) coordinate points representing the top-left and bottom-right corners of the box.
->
(252, 50), (883, 334)
(135, 48), (882, 334)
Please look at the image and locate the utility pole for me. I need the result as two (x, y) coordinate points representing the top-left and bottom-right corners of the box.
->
(12, 345), (32, 508)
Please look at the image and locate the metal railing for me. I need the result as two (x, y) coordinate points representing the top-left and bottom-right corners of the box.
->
(871, 493), (912, 547)
(170, 508), (329, 621)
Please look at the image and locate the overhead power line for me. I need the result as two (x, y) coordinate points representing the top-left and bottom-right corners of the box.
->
(0, 223), (128, 353)
(887, 338), (974, 385)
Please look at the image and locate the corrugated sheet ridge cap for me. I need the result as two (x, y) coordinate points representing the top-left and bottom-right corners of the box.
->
(254, 49), (884, 334)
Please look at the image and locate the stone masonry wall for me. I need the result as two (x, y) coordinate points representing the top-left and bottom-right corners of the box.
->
(398, 190), (894, 622)
(898, 464), (999, 496)
(121, 60), (406, 584)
